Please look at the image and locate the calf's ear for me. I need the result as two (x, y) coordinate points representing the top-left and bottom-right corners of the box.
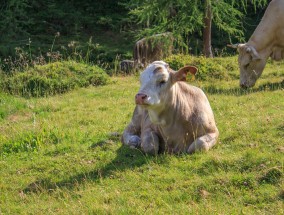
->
(173, 66), (198, 82)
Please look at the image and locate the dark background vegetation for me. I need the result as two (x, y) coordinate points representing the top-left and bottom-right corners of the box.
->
(0, 0), (268, 63)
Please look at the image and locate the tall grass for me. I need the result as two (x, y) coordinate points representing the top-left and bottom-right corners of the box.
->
(0, 33), (113, 73)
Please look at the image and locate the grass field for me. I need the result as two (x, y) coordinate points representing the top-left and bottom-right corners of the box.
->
(0, 58), (283, 214)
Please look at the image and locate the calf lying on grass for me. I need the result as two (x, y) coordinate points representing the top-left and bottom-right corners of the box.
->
(122, 61), (219, 155)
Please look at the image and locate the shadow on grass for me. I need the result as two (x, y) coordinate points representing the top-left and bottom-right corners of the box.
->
(23, 142), (156, 194)
(203, 80), (283, 96)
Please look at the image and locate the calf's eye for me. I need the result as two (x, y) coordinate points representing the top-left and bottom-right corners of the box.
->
(159, 80), (166, 87)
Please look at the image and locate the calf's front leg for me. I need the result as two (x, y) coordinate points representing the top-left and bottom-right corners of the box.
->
(141, 129), (159, 155)
(122, 106), (142, 148)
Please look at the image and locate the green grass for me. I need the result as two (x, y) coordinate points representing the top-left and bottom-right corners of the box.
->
(0, 57), (283, 214)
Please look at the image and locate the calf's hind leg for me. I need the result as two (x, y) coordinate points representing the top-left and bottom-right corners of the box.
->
(187, 132), (219, 154)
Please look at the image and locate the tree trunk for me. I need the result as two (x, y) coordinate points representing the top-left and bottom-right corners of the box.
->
(203, 0), (213, 58)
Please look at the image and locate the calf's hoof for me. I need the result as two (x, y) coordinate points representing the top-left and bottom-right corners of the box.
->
(128, 135), (141, 148)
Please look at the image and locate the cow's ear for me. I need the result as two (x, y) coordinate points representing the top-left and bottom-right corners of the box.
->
(173, 66), (198, 82)
(246, 46), (261, 60)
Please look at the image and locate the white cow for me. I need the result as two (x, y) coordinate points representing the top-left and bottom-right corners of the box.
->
(229, 0), (284, 88)
(122, 61), (219, 155)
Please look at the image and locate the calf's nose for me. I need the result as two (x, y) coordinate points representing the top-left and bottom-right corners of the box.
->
(135, 93), (148, 105)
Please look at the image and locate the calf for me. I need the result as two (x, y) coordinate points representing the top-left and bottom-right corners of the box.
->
(122, 61), (219, 155)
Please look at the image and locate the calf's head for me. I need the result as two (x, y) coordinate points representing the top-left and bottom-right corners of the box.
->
(135, 61), (197, 109)
(230, 43), (266, 88)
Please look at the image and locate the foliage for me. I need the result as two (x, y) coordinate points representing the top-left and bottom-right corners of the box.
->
(0, 57), (283, 213)
(165, 54), (239, 80)
(0, 0), (134, 61)
(0, 0), (31, 38)
(0, 34), (132, 74)
(0, 61), (109, 97)
(127, 0), (268, 51)
(0, 0), (270, 61)
(0, 0), (129, 39)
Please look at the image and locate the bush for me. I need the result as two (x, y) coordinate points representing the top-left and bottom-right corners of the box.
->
(0, 61), (109, 97)
(164, 54), (239, 81)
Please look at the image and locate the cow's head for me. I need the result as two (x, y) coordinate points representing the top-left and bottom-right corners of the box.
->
(229, 43), (266, 88)
(135, 61), (197, 110)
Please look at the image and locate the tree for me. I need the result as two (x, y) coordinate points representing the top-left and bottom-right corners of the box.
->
(127, 0), (268, 57)
(203, 0), (213, 57)
(0, 0), (31, 39)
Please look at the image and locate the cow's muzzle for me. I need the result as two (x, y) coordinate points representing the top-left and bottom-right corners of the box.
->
(240, 81), (254, 89)
(240, 83), (249, 89)
(135, 93), (148, 105)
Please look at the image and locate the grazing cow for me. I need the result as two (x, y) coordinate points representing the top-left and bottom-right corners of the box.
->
(228, 0), (284, 88)
(122, 61), (219, 155)
(133, 33), (174, 69)
(120, 60), (135, 73)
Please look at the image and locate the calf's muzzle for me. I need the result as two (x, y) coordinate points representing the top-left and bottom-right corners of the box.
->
(135, 93), (148, 105)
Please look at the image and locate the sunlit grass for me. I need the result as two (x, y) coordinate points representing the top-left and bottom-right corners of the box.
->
(0, 57), (283, 214)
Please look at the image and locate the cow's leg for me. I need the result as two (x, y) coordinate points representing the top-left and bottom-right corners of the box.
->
(123, 133), (141, 149)
(122, 106), (142, 148)
(141, 130), (159, 155)
(187, 132), (219, 154)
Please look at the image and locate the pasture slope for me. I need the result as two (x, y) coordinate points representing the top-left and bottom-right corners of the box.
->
(0, 58), (283, 214)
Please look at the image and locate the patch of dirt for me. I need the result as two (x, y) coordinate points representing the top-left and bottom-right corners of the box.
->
(199, 189), (210, 198)
(7, 112), (32, 122)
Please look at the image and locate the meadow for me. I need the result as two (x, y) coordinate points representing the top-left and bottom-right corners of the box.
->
(0, 57), (283, 214)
